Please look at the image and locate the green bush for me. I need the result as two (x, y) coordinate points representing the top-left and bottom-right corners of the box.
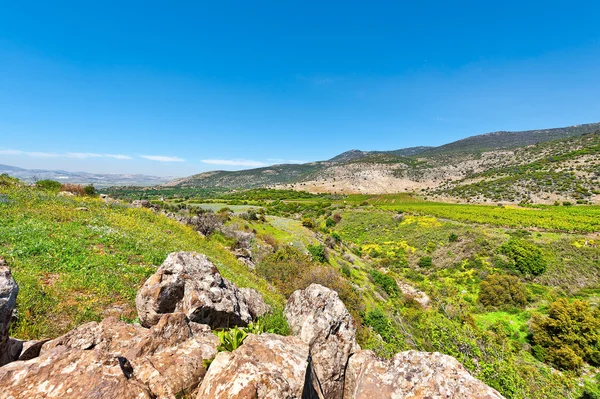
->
(418, 256), (433, 268)
(448, 233), (458, 242)
(35, 180), (62, 191)
(499, 238), (547, 276)
(83, 184), (96, 196)
(369, 269), (399, 297)
(307, 244), (327, 263)
(478, 274), (527, 309)
(301, 217), (315, 228)
(531, 298), (600, 371)
(325, 217), (336, 228)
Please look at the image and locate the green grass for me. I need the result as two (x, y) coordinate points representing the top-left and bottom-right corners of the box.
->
(0, 186), (282, 340)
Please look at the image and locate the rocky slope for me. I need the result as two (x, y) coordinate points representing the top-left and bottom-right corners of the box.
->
(0, 253), (504, 399)
(166, 122), (600, 204)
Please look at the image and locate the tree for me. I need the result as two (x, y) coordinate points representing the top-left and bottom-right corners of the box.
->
(478, 274), (527, 309)
(531, 298), (600, 371)
(83, 184), (96, 196)
(499, 239), (547, 276)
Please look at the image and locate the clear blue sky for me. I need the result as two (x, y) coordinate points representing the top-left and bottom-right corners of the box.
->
(1, 1), (599, 176)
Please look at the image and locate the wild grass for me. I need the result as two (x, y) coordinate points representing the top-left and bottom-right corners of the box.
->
(0, 186), (282, 340)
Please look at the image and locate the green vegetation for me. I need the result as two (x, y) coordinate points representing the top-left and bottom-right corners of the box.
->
(499, 239), (547, 276)
(4, 180), (600, 399)
(478, 274), (527, 309)
(531, 298), (600, 371)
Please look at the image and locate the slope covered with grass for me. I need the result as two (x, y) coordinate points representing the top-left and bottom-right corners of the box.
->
(0, 182), (281, 340)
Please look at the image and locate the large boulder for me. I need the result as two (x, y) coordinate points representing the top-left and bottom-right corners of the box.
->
(285, 284), (359, 399)
(0, 258), (19, 366)
(136, 251), (269, 328)
(196, 333), (316, 399)
(0, 313), (219, 399)
(343, 350), (505, 399)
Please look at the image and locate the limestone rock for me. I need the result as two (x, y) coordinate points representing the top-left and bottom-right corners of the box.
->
(196, 333), (313, 399)
(343, 350), (505, 399)
(0, 346), (155, 399)
(136, 251), (268, 329)
(240, 287), (270, 319)
(285, 284), (359, 399)
(131, 199), (151, 208)
(0, 259), (19, 366)
(1, 313), (219, 399)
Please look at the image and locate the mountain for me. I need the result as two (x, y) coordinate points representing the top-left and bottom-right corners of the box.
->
(167, 122), (600, 203)
(0, 164), (172, 187)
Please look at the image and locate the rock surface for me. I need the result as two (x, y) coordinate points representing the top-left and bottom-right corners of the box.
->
(196, 333), (314, 399)
(343, 350), (505, 399)
(0, 259), (19, 366)
(285, 284), (359, 399)
(0, 313), (219, 399)
(136, 251), (268, 328)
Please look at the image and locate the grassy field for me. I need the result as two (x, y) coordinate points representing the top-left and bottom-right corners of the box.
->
(0, 186), (282, 339)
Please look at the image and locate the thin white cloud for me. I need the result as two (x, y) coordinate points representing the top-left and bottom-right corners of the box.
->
(201, 159), (267, 167)
(0, 150), (24, 156)
(106, 154), (132, 160)
(0, 149), (132, 160)
(141, 155), (185, 163)
(66, 152), (103, 159)
(26, 151), (60, 158)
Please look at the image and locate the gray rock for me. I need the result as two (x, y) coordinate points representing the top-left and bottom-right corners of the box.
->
(343, 350), (505, 399)
(239, 288), (270, 320)
(136, 251), (268, 329)
(1, 314), (219, 399)
(0, 259), (19, 366)
(196, 333), (319, 399)
(285, 284), (359, 399)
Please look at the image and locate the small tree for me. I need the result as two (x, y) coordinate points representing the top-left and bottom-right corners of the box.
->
(83, 184), (96, 196)
(531, 298), (600, 371)
(499, 238), (547, 276)
(478, 274), (527, 309)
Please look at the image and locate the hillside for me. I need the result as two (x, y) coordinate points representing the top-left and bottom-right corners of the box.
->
(10, 179), (600, 398)
(167, 122), (600, 204)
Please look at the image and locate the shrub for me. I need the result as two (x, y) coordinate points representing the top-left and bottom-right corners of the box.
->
(499, 239), (547, 276)
(418, 256), (433, 268)
(448, 233), (458, 242)
(369, 269), (399, 297)
(531, 298), (600, 371)
(190, 212), (223, 236)
(307, 244), (327, 263)
(36, 180), (62, 191)
(301, 217), (315, 228)
(325, 217), (336, 228)
(60, 183), (86, 196)
(241, 209), (259, 221)
(478, 274), (527, 309)
(83, 184), (96, 196)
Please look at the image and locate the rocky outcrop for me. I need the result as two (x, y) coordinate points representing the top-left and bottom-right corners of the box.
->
(285, 284), (359, 399)
(0, 258), (19, 366)
(0, 313), (219, 399)
(196, 333), (314, 399)
(136, 251), (269, 328)
(0, 252), (505, 399)
(343, 350), (504, 399)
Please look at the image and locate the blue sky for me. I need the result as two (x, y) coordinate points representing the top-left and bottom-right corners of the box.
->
(1, 1), (599, 176)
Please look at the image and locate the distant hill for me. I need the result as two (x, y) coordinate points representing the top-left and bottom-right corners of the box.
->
(0, 164), (172, 187)
(168, 122), (600, 204)
(420, 122), (600, 155)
